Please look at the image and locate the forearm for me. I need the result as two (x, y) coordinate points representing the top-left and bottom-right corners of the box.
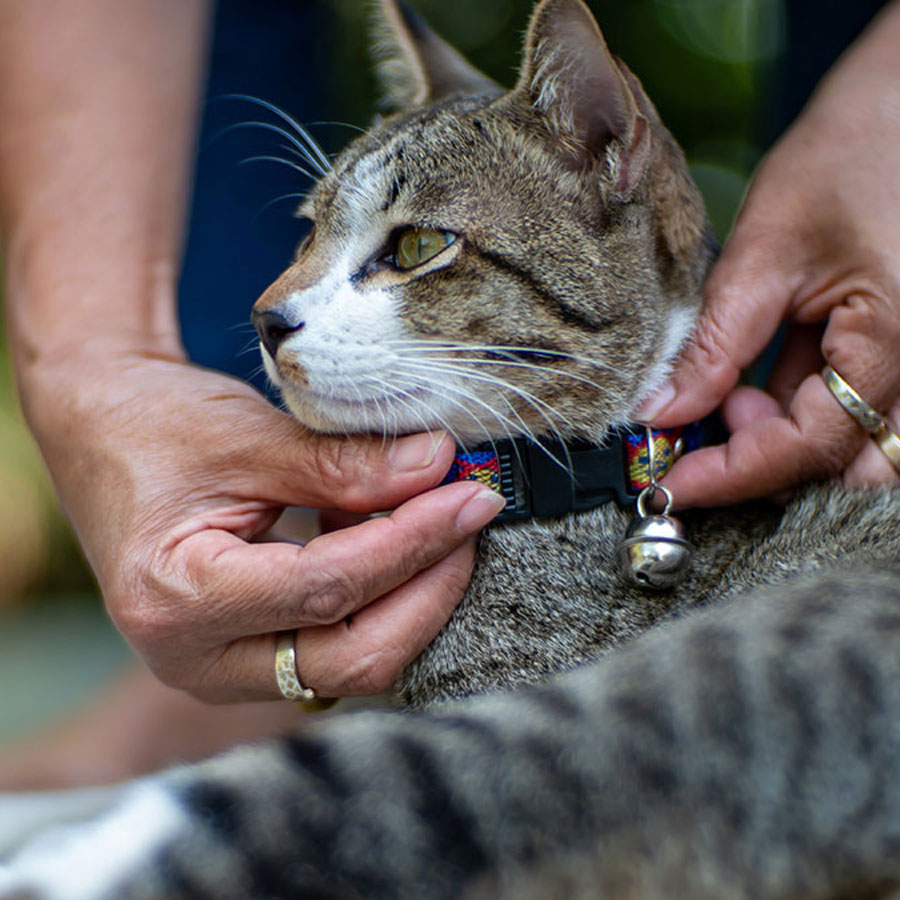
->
(826, 0), (900, 92)
(801, 0), (900, 148)
(0, 0), (212, 395)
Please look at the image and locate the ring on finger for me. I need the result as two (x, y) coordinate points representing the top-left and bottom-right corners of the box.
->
(821, 365), (885, 433)
(874, 420), (900, 475)
(274, 631), (338, 712)
(821, 365), (900, 476)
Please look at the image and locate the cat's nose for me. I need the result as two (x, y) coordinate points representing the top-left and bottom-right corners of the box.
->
(251, 307), (305, 359)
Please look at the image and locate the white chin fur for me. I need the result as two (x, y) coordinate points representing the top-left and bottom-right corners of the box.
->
(277, 374), (506, 444)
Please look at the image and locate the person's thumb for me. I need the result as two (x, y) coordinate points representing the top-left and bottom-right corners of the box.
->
(233, 406), (456, 513)
(636, 214), (800, 427)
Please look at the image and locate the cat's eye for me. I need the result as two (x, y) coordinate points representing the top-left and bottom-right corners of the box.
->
(393, 227), (456, 270)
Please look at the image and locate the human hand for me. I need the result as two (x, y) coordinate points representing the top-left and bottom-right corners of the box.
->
(638, 4), (900, 507)
(28, 350), (503, 703)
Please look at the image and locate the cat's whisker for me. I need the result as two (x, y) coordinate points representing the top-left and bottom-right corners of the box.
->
(405, 358), (575, 438)
(345, 377), (380, 444)
(366, 368), (486, 442)
(393, 364), (529, 450)
(436, 368), (575, 468)
(392, 387), (466, 447)
(380, 387), (430, 439)
(390, 342), (616, 416)
(376, 395), (389, 448)
(387, 338), (616, 375)
(405, 355), (608, 395)
(266, 142), (335, 185)
(307, 120), (367, 135)
(239, 155), (318, 182)
(221, 121), (328, 176)
(364, 372), (474, 449)
(235, 338), (263, 359)
(394, 362), (542, 448)
(222, 95), (333, 173)
(395, 360), (572, 470)
(273, 140), (324, 166)
(256, 192), (311, 217)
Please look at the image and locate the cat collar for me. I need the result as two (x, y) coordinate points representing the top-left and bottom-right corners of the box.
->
(442, 421), (718, 524)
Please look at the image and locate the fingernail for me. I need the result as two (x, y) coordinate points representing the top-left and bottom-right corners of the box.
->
(455, 487), (507, 533)
(388, 431), (448, 472)
(635, 381), (675, 423)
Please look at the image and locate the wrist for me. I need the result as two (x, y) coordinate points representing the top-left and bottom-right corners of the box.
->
(5, 232), (186, 384)
(16, 340), (185, 446)
(9, 258), (187, 442)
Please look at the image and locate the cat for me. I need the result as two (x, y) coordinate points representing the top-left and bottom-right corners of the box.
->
(250, 0), (898, 714)
(3, 1), (900, 898)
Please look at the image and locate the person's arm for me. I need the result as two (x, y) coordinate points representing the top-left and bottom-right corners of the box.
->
(0, 0), (502, 702)
(0, 0), (201, 366)
(638, 0), (900, 506)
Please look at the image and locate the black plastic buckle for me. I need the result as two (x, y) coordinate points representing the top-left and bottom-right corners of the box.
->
(492, 434), (639, 523)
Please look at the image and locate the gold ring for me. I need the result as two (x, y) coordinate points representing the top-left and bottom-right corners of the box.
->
(874, 421), (900, 475)
(274, 631), (338, 712)
(821, 365), (885, 434)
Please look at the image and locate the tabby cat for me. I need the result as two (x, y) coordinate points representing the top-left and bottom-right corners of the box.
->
(3, 1), (900, 897)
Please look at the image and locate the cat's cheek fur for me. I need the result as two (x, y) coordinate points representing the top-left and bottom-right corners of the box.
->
(0, 782), (187, 900)
(633, 305), (696, 413)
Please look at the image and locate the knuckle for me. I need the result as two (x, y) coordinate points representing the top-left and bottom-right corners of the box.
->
(106, 548), (199, 657)
(146, 658), (191, 691)
(300, 567), (368, 624)
(811, 438), (852, 478)
(308, 438), (373, 510)
(108, 587), (173, 653)
(798, 424), (854, 479)
(340, 647), (398, 695)
(110, 597), (194, 690)
(824, 293), (900, 400)
(386, 514), (442, 570)
(441, 557), (476, 596)
(690, 310), (733, 372)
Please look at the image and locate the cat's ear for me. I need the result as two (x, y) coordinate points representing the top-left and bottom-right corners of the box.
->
(372, 0), (503, 109)
(515, 0), (651, 195)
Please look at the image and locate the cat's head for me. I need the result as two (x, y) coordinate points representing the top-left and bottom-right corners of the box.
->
(252, 0), (714, 446)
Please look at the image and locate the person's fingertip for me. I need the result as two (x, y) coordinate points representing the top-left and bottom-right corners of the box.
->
(387, 431), (450, 472)
(455, 487), (507, 533)
(635, 380), (675, 423)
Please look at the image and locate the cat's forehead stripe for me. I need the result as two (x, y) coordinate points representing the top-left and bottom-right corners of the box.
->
(332, 97), (499, 204)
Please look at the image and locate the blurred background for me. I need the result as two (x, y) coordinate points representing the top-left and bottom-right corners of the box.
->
(0, 0), (882, 743)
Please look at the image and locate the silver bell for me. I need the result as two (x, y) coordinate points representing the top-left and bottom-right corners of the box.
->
(618, 485), (694, 590)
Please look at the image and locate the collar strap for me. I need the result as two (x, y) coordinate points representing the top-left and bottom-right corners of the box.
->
(442, 421), (717, 524)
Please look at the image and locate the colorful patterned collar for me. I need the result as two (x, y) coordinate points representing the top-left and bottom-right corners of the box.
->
(442, 421), (718, 524)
